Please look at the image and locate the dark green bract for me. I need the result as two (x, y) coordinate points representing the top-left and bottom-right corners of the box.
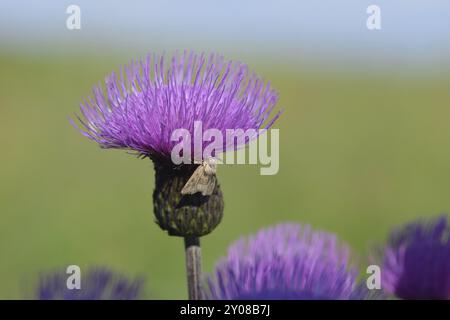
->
(153, 163), (224, 237)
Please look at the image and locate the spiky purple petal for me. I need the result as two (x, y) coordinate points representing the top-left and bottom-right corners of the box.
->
(73, 51), (281, 161)
(381, 215), (450, 299)
(37, 267), (144, 300)
(207, 223), (368, 300)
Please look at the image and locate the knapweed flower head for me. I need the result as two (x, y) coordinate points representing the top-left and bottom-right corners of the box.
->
(73, 51), (281, 163)
(207, 223), (367, 300)
(381, 215), (450, 299)
(37, 267), (144, 300)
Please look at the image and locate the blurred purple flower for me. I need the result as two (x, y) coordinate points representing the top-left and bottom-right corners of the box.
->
(207, 223), (369, 300)
(37, 267), (144, 300)
(72, 51), (281, 162)
(381, 215), (450, 300)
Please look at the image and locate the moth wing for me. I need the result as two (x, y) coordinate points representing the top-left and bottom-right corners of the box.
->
(181, 165), (216, 196)
(181, 166), (204, 195)
(199, 173), (216, 196)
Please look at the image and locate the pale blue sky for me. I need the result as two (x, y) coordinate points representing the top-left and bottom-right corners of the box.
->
(1, 1), (449, 68)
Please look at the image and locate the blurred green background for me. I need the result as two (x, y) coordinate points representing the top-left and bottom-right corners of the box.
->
(1, 1), (450, 299)
(2, 53), (450, 299)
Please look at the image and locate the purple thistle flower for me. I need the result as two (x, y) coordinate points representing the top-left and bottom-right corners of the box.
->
(381, 215), (450, 300)
(73, 51), (281, 162)
(37, 267), (144, 300)
(207, 223), (368, 300)
(71, 52), (282, 299)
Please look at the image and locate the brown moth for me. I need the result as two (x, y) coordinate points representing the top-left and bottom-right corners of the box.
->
(181, 158), (218, 196)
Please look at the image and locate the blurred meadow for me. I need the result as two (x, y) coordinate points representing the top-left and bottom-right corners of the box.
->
(1, 1), (450, 299)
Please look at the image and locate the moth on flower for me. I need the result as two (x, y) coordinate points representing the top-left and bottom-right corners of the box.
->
(72, 51), (281, 237)
(181, 158), (219, 196)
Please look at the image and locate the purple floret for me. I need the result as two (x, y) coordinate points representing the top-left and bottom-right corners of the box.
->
(207, 223), (367, 300)
(73, 51), (281, 161)
(381, 215), (450, 300)
(37, 267), (144, 300)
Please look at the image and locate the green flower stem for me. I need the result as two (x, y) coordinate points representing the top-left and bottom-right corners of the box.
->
(184, 236), (203, 300)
